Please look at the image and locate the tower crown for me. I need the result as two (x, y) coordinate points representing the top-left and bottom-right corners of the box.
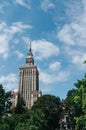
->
(18, 41), (41, 109)
(26, 42), (34, 65)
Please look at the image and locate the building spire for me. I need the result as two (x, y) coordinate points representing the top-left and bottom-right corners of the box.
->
(26, 41), (34, 65)
(28, 41), (32, 56)
(29, 41), (31, 52)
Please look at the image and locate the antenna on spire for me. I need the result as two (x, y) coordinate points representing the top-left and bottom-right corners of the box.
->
(26, 41), (34, 64)
(29, 41), (31, 52)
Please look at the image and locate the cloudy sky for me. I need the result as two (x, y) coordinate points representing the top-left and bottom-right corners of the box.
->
(0, 0), (86, 99)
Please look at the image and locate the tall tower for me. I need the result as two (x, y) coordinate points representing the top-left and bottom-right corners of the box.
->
(18, 43), (42, 109)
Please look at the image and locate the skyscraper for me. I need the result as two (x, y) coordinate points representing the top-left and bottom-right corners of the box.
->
(18, 43), (42, 109)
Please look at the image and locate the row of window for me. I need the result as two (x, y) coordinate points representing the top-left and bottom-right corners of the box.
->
(20, 69), (37, 75)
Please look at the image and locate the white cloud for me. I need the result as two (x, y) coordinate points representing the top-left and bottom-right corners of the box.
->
(72, 53), (86, 69)
(57, 0), (86, 47)
(57, 22), (86, 47)
(73, 55), (85, 64)
(14, 50), (25, 59)
(7, 22), (32, 34)
(56, 0), (86, 71)
(0, 22), (32, 59)
(63, 46), (86, 70)
(32, 40), (59, 60)
(0, 34), (11, 59)
(41, 86), (53, 94)
(49, 61), (61, 71)
(40, 70), (69, 84)
(23, 38), (59, 60)
(0, 73), (18, 91)
(15, 0), (31, 9)
(41, 0), (55, 12)
(57, 24), (75, 46)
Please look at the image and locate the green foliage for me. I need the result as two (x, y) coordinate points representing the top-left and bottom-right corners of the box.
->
(75, 115), (86, 130)
(14, 94), (26, 114)
(0, 84), (5, 97)
(28, 109), (48, 130)
(14, 109), (47, 130)
(4, 115), (22, 130)
(0, 123), (10, 130)
(15, 123), (39, 130)
(32, 94), (61, 130)
(64, 89), (77, 129)
(74, 76), (86, 129)
(0, 84), (11, 116)
(64, 74), (86, 129)
(15, 123), (28, 130)
(74, 75), (86, 114)
(1, 111), (31, 130)
(0, 84), (5, 115)
(28, 125), (39, 130)
(0, 85), (62, 130)
(1, 73), (86, 130)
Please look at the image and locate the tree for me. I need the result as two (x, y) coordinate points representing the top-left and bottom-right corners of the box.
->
(0, 123), (10, 130)
(0, 84), (11, 116)
(75, 115), (86, 130)
(15, 123), (39, 130)
(32, 94), (62, 130)
(0, 84), (5, 116)
(15, 123), (28, 130)
(0, 85), (12, 129)
(3, 110), (31, 130)
(64, 89), (77, 129)
(14, 94), (26, 114)
(74, 75), (86, 114)
(28, 125), (39, 130)
(74, 75), (86, 130)
(4, 114), (21, 130)
(64, 75), (86, 130)
(14, 109), (47, 130)
(28, 109), (48, 130)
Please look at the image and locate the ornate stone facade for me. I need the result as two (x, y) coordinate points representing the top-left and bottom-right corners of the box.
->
(18, 43), (42, 109)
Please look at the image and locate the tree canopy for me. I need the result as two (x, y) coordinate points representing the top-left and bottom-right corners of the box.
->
(64, 75), (86, 130)
(0, 73), (86, 130)
(32, 94), (62, 130)
(14, 94), (26, 114)
(0, 84), (11, 116)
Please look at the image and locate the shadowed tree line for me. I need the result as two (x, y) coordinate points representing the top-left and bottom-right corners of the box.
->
(0, 74), (86, 130)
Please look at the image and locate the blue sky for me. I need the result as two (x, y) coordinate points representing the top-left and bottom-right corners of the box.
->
(0, 0), (86, 99)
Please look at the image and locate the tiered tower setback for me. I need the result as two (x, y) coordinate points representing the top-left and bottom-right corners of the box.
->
(18, 43), (41, 109)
